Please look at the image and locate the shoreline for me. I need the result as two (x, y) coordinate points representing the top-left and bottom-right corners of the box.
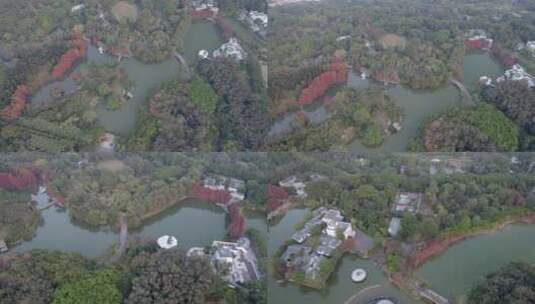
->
(381, 212), (535, 303)
(408, 212), (535, 269)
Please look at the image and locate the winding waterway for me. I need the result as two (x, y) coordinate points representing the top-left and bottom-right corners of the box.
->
(15, 198), (265, 259)
(183, 20), (224, 63)
(270, 208), (535, 304)
(417, 224), (535, 303)
(268, 53), (505, 152)
(29, 21), (223, 136)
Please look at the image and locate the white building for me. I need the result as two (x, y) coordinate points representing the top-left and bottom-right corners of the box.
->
(211, 239), (258, 285)
(388, 217), (401, 237)
(279, 176), (307, 198)
(479, 76), (493, 87)
(248, 11), (268, 30)
(336, 35), (351, 42)
(324, 221), (355, 239)
(187, 247), (206, 257)
(100, 133), (115, 152)
(71, 4), (85, 13)
(198, 49), (209, 59)
(157, 235), (178, 249)
(497, 64), (535, 88)
(526, 41), (535, 57)
(213, 38), (246, 62)
(318, 209), (355, 239)
(203, 175), (245, 203)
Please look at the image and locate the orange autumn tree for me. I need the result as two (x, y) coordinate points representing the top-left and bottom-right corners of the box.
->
(297, 56), (347, 106)
(0, 85), (29, 120)
(51, 37), (87, 79)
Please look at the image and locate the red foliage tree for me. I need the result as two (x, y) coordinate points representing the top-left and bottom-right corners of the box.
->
(267, 184), (289, 200)
(409, 235), (466, 268)
(51, 38), (87, 79)
(267, 199), (283, 212)
(297, 56), (348, 106)
(1, 85), (29, 121)
(191, 182), (232, 205)
(464, 38), (492, 51)
(491, 43), (517, 68)
(228, 204), (246, 239)
(191, 9), (216, 19)
(215, 16), (233, 41)
(266, 184), (289, 212)
(0, 168), (38, 190)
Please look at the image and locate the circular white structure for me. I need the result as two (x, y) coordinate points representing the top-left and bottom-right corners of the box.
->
(351, 268), (367, 283)
(377, 300), (394, 304)
(198, 49), (209, 59)
(157, 235), (178, 249)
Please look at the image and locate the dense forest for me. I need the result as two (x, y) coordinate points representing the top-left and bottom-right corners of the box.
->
(267, 87), (402, 150)
(0, 242), (265, 304)
(414, 104), (520, 152)
(125, 76), (218, 151)
(468, 262), (535, 304)
(198, 58), (269, 150)
(267, 0), (535, 152)
(0, 0), (268, 152)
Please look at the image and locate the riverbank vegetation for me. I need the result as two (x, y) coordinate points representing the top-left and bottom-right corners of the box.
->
(415, 104), (519, 152)
(268, 0), (535, 152)
(75, 63), (133, 111)
(0, 0), (268, 152)
(197, 58), (269, 150)
(0, 153), (270, 231)
(481, 80), (535, 151)
(0, 245), (219, 304)
(0, 189), (40, 245)
(125, 76), (218, 151)
(267, 87), (403, 150)
(468, 262), (535, 304)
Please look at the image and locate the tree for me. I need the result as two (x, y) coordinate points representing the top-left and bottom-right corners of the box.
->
(126, 249), (214, 304)
(53, 268), (122, 304)
(468, 263), (535, 304)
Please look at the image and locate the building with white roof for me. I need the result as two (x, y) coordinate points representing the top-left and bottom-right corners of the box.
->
(497, 64), (535, 88)
(71, 4), (85, 13)
(211, 238), (259, 285)
(388, 217), (401, 237)
(213, 38), (247, 62)
(157, 235), (178, 249)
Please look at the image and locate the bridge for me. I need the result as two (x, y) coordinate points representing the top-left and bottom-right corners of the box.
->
(418, 288), (451, 304)
(172, 51), (191, 79)
(111, 213), (128, 262)
(450, 78), (475, 106)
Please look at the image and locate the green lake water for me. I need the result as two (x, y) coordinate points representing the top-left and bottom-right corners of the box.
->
(417, 224), (535, 303)
(268, 208), (416, 304)
(183, 20), (225, 63)
(30, 20), (224, 136)
(14, 199), (265, 259)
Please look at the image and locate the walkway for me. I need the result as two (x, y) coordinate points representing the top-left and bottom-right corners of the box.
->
(172, 51), (191, 79)
(111, 213), (128, 262)
(344, 284), (381, 304)
(450, 78), (475, 106)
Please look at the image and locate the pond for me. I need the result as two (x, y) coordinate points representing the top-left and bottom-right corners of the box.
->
(460, 52), (504, 92)
(268, 53), (505, 152)
(268, 103), (331, 138)
(183, 20), (225, 63)
(417, 224), (535, 303)
(30, 45), (183, 135)
(14, 197), (265, 259)
(29, 21), (225, 136)
(268, 208), (417, 304)
(349, 78), (462, 153)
